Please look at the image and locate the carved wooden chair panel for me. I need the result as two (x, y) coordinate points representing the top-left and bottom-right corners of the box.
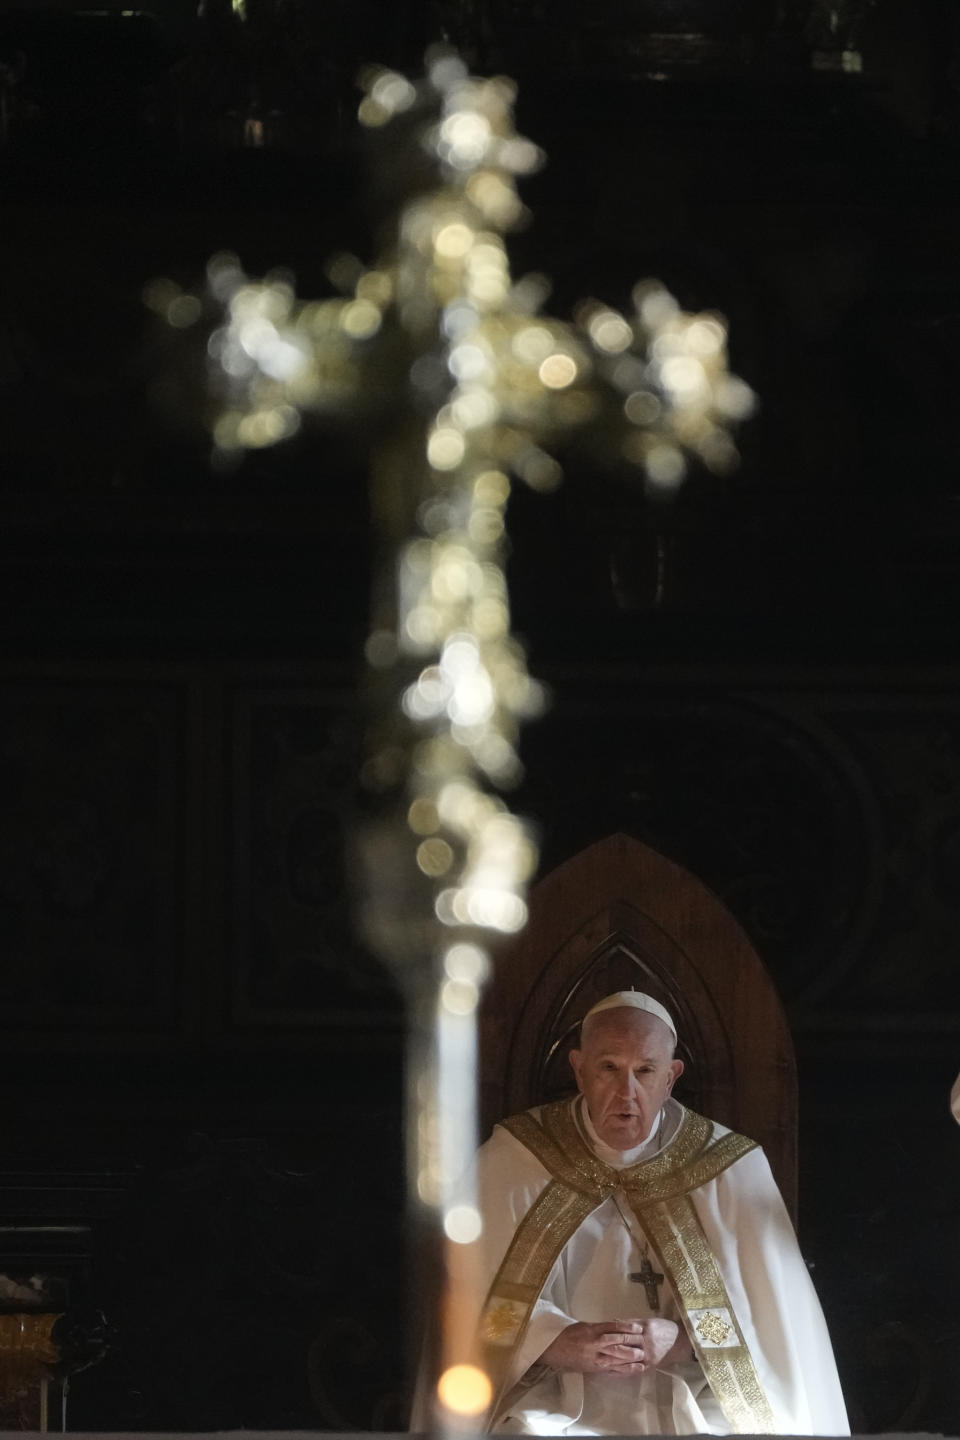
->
(479, 832), (798, 1220)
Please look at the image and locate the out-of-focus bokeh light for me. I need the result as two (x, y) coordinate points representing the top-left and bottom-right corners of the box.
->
(437, 1364), (493, 1416)
(444, 1204), (483, 1243)
(441, 976), (480, 1013)
(444, 942), (490, 984)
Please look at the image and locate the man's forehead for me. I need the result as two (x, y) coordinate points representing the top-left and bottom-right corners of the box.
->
(581, 1007), (673, 1050)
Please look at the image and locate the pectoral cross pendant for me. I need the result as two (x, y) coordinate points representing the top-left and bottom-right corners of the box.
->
(629, 1254), (664, 1310)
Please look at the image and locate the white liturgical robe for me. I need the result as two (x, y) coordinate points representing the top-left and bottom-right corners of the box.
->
(475, 1097), (849, 1437)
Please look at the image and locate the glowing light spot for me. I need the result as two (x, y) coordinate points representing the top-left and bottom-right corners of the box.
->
(142, 277), (180, 314)
(449, 675), (494, 725)
(474, 470), (510, 505)
(539, 353), (578, 389)
(473, 597), (509, 639)
(213, 412), (242, 450)
(588, 309), (633, 354)
(206, 251), (243, 301)
(358, 96), (391, 127)
(470, 240), (505, 270)
(428, 428), (466, 471)
(355, 270), (393, 306)
(341, 299), (382, 339)
(236, 407), (300, 447)
(451, 389), (497, 429)
(444, 1205), (483, 1244)
(442, 301), (480, 340)
(440, 112), (492, 168)
(611, 354), (648, 392)
(238, 316), (275, 358)
(416, 664), (453, 709)
(417, 1168), (441, 1205)
(437, 781), (489, 828)
(402, 684), (436, 721)
(406, 539), (434, 573)
(466, 171), (521, 225)
(405, 606), (441, 646)
(417, 499), (452, 534)
(470, 270), (509, 305)
(466, 889), (528, 932)
(646, 444), (686, 489)
(519, 678), (547, 717)
(434, 888), (460, 925)
(474, 733), (520, 782)
(634, 282), (679, 328)
(489, 75), (518, 104)
(701, 430), (739, 471)
(433, 553), (483, 602)
(444, 942), (490, 984)
(498, 137), (543, 173)
(468, 507), (505, 544)
(624, 390), (661, 425)
(259, 335), (308, 380)
(429, 54), (468, 90)
(716, 376), (756, 420)
(686, 317), (726, 355)
(511, 324), (554, 365)
(448, 343), (489, 382)
(325, 252), (364, 294)
(516, 448), (563, 491)
(418, 837), (455, 876)
(661, 355), (707, 401)
(441, 977), (479, 1013)
(166, 293), (202, 328)
(441, 636), (479, 676)
(511, 272), (551, 314)
(371, 71), (416, 114)
(408, 798), (440, 835)
(435, 223), (475, 259)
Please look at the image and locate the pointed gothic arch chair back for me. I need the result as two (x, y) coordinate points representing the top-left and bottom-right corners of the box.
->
(479, 832), (798, 1221)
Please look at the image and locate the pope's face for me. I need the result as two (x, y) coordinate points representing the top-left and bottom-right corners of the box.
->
(569, 1010), (684, 1150)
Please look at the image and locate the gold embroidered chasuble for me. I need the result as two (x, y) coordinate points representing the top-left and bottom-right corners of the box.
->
(476, 1100), (778, 1435)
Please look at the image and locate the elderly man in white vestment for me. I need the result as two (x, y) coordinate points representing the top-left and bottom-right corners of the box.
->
(472, 991), (849, 1436)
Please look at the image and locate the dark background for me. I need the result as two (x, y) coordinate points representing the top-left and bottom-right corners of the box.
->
(2, 0), (960, 1432)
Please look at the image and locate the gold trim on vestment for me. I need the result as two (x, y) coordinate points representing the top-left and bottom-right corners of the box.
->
(478, 1177), (600, 1417)
(478, 1100), (777, 1434)
(636, 1194), (777, 1433)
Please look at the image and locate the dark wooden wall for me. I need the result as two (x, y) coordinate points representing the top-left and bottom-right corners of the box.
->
(2, 0), (960, 1432)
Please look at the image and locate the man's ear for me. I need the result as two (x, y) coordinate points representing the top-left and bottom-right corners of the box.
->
(666, 1057), (684, 1093)
(569, 1048), (584, 1092)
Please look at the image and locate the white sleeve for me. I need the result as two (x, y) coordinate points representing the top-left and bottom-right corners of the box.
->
(691, 1148), (850, 1436)
(512, 1263), (576, 1377)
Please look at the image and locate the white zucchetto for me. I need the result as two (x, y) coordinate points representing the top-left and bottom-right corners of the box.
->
(582, 989), (678, 1045)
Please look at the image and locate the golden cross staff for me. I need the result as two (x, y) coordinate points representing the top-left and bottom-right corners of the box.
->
(150, 46), (752, 1433)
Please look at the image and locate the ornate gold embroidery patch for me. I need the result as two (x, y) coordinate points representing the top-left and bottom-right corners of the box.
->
(695, 1310), (734, 1346)
(482, 1301), (522, 1344)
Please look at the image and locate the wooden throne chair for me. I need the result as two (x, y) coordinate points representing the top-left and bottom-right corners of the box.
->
(479, 832), (798, 1221)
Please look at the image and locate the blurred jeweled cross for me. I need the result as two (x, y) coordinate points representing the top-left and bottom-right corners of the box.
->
(152, 48), (753, 1432)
